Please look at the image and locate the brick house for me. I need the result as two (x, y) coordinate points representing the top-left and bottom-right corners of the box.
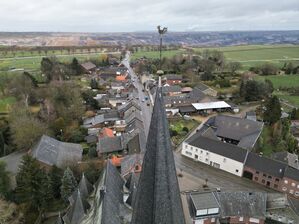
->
(243, 152), (299, 199)
(164, 74), (182, 85)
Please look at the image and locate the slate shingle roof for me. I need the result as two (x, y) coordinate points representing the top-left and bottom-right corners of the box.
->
(272, 152), (299, 169)
(131, 87), (185, 224)
(31, 135), (83, 168)
(81, 161), (127, 224)
(69, 174), (94, 205)
(187, 135), (248, 163)
(245, 152), (287, 178)
(284, 166), (299, 182)
(64, 190), (89, 224)
(81, 62), (96, 71)
(203, 115), (264, 149)
(217, 192), (267, 219)
(164, 74), (183, 80)
(121, 154), (144, 177)
(97, 136), (123, 154)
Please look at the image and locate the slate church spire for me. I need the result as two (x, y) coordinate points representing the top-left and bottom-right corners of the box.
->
(131, 81), (185, 224)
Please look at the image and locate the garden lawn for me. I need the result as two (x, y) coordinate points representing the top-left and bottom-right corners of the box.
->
(169, 118), (199, 145)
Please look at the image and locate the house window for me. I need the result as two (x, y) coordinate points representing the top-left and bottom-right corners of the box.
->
(256, 171), (260, 174)
(195, 149), (198, 152)
(200, 150), (203, 154)
(262, 179), (265, 184)
(275, 178), (280, 182)
(290, 190), (294, 194)
(205, 158), (209, 162)
(185, 145), (188, 149)
(223, 158), (226, 162)
(254, 177), (259, 181)
(185, 151), (192, 156)
(263, 174), (267, 177)
(284, 180), (288, 184)
(236, 169), (239, 173)
(206, 152), (209, 155)
(190, 147), (193, 151)
(282, 187), (287, 191)
(195, 155), (198, 159)
(268, 176), (272, 179)
(292, 183), (296, 187)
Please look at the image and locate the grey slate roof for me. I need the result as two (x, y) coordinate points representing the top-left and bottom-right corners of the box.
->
(83, 115), (105, 128)
(187, 135), (248, 163)
(81, 62), (96, 71)
(31, 135), (83, 168)
(284, 166), (299, 182)
(121, 154), (144, 177)
(103, 110), (120, 121)
(69, 174), (93, 205)
(84, 135), (97, 144)
(131, 87), (185, 224)
(80, 161), (127, 224)
(125, 172), (140, 207)
(64, 190), (89, 224)
(97, 136), (123, 154)
(162, 85), (182, 94)
(196, 83), (210, 91)
(217, 192), (267, 219)
(190, 192), (219, 210)
(164, 74), (183, 80)
(118, 99), (141, 113)
(203, 115), (264, 149)
(124, 110), (142, 125)
(179, 105), (196, 113)
(245, 152), (287, 178)
(272, 152), (299, 169)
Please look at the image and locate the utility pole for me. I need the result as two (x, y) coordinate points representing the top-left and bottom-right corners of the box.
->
(157, 25), (167, 70)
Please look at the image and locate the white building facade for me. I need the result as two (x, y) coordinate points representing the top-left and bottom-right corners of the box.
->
(181, 141), (245, 177)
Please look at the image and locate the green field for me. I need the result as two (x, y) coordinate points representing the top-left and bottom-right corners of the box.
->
(194, 45), (299, 69)
(131, 49), (185, 60)
(0, 52), (118, 72)
(255, 75), (299, 107)
(0, 47), (105, 58)
(255, 75), (299, 89)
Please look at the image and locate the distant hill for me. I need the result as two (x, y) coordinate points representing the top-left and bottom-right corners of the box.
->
(0, 30), (298, 46)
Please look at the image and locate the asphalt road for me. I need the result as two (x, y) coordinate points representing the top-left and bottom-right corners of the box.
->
(122, 52), (152, 138)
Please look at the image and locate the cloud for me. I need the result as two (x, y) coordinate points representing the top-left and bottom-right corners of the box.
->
(0, 0), (298, 31)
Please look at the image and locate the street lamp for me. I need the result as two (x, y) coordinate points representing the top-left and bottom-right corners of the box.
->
(157, 25), (167, 70)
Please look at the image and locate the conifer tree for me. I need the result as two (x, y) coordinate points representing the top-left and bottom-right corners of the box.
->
(0, 161), (10, 198)
(264, 95), (281, 125)
(50, 165), (63, 198)
(60, 167), (77, 202)
(16, 155), (53, 210)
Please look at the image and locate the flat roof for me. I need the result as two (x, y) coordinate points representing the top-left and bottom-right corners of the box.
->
(192, 101), (231, 110)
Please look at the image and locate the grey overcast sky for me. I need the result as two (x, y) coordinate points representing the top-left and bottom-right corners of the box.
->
(0, 0), (298, 32)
